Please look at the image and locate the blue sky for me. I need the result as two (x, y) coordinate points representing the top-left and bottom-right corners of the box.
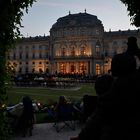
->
(20, 0), (138, 37)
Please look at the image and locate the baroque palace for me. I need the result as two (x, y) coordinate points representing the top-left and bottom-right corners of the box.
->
(8, 12), (140, 76)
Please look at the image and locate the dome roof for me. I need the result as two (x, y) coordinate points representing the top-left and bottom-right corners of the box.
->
(51, 12), (103, 29)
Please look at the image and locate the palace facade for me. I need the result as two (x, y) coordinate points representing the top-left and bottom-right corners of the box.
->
(8, 12), (140, 76)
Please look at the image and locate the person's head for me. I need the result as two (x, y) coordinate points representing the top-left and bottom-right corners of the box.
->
(111, 53), (136, 77)
(126, 36), (139, 55)
(58, 95), (67, 105)
(95, 74), (114, 96)
(22, 96), (32, 107)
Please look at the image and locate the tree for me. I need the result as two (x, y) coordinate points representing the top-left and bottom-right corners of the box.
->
(120, 0), (140, 27)
(0, 0), (36, 139)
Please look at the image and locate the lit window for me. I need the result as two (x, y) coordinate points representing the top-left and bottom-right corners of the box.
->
(96, 64), (100, 75)
(71, 47), (75, 56)
(62, 48), (66, 56)
(81, 46), (86, 55)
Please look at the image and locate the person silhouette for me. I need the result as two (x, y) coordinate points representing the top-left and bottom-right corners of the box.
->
(70, 52), (140, 140)
(20, 96), (35, 137)
(126, 36), (140, 69)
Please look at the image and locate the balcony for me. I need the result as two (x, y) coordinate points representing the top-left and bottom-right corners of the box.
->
(54, 55), (94, 60)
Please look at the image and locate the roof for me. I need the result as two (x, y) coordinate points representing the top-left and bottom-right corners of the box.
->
(51, 12), (103, 29)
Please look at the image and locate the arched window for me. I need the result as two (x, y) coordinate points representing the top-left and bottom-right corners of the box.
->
(79, 62), (86, 73)
(61, 47), (66, 56)
(39, 68), (43, 73)
(81, 46), (86, 55)
(70, 63), (76, 73)
(60, 63), (66, 73)
(71, 47), (75, 56)
(46, 68), (49, 73)
(32, 68), (35, 73)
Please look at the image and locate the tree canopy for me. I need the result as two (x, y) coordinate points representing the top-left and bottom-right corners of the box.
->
(120, 0), (140, 27)
(0, 0), (36, 139)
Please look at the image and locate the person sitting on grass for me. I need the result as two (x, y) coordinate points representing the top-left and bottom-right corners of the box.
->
(20, 96), (35, 137)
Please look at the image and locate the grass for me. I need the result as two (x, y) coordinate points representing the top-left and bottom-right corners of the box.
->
(6, 84), (96, 124)
(6, 84), (96, 105)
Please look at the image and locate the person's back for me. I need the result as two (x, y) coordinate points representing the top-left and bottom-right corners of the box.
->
(20, 96), (34, 137)
(70, 53), (140, 140)
(126, 36), (140, 69)
(106, 53), (140, 139)
(95, 74), (114, 96)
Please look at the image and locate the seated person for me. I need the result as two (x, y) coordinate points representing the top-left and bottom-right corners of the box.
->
(20, 96), (35, 137)
(95, 74), (114, 96)
(54, 95), (74, 120)
(82, 74), (114, 122)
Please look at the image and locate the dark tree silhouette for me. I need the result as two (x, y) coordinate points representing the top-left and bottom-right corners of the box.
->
(120, 0), (140, 27)
(0, 0), (36, 139)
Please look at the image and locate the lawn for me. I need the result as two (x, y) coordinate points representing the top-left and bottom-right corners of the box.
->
(6, 84), (96, 105)
(6, 84), (96, 124)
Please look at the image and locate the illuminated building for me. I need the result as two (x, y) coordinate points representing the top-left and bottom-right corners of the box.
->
(8, 12), (140, 75)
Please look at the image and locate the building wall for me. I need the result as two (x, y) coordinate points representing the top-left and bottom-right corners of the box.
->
(8, 36), (50, 75)
(8, 20), (140, 76)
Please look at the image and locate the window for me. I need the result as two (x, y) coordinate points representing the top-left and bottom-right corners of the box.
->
(32, 45), (35, 50)
(13, 53), (16, 59)
(70, 63), (75, 73)
(60, 63), (66, 73)
(25, 67), (28, 73)
(39, 68), (43, 73)
(32, 53), (35, 59)
(39, 45), (42, 50)
(96, 45), (100, 56)
(81, 46), (86, 55)
(71, 47), (75, 56)
(19, 68), (22, 73)
(19, 53), (22, 59)
(39, 53), (42, 58)
(62, 47), (66, 56)
(79, 62), (86, 73)
(46, 52), (49, 58)
(96, 64), (101, 75)
(32, 68), (35, 73)
(25, 53), (28, 59)
(95, 41), (101, 56)
(46, 68), (49, 73)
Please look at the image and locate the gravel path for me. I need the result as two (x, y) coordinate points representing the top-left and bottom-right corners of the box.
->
(12, 122), (82, 140)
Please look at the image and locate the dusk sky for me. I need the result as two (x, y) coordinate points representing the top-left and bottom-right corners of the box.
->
(20, 0), (138, 37)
